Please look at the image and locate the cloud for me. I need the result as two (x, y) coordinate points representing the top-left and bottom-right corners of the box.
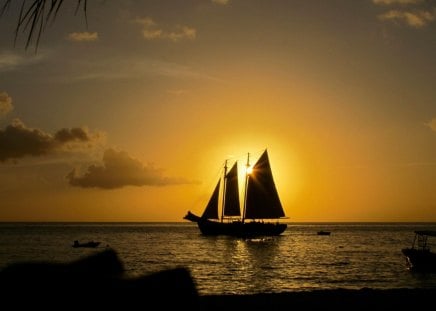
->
(166, 89), (188, 96)
(57, 56), (220, 83)
(167, 26), (196, 42)
(426, 118), (436, 132)
(0, 51), (45, 72)
(0, 119), (102, 162)
(135, 17), (156, 27)
(0, 92), (13, 117)
(372, 0), (424, 5)
(67, 32), (99, 42)
(67, 148), (195, 189)
(378, 9), (436, 27)
(373, 0), (436, 28)
(212, 0), (230, 5)
(134, 17), (196, 42)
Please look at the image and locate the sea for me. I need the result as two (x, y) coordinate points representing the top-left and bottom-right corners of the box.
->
(0, 222), (435, 295)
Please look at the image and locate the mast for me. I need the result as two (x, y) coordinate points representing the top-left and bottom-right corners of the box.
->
(220, 160), (228, 222)
(242, 152), (250, 223)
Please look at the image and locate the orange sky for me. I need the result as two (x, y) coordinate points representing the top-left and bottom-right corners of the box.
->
(0, 0), (435, 222)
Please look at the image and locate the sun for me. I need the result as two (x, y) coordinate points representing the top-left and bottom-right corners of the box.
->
(245, 165), (253, 175)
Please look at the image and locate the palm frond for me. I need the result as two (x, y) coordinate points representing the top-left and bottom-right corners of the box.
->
(1, 0), (87, 52)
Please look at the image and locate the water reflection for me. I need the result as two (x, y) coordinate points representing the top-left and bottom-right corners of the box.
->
(2, 223), (436, 295)
(199, 236), (283, 293)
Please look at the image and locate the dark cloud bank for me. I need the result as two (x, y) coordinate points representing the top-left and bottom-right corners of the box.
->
(0, 119), (194, 189)
(0, 119), (99, 162)
(67, 148), (195, 189)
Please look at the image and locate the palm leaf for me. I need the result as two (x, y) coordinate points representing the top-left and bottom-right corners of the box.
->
(0, 0), (87, 52)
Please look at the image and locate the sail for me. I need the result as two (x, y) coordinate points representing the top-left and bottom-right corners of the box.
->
(223, 162), (241, 217)
(201, 180), (220, 220)
(244, 150), (285, 219)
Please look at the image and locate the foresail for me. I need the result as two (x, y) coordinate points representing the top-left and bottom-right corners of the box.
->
(223, 162), (241, 217)
(201, 180), (220, 220)
(245, 150), (285, 219)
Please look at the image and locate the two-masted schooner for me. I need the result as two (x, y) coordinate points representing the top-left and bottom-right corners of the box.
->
(184, 149), (287, 237)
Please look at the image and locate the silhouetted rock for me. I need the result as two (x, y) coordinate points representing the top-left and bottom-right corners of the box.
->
(0, 249), (198, 309)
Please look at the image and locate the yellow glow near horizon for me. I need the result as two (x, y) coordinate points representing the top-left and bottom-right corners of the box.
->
(1, 1), (436, 223)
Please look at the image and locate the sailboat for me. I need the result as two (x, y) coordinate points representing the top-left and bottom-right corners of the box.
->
(184, 149), (287, 237)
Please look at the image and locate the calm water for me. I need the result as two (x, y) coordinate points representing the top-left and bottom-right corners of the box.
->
(0, 222), (435, 295)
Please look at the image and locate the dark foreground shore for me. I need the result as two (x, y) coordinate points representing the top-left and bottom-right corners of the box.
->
(200, 288), (436, 310)
(1, 249), (434, 309)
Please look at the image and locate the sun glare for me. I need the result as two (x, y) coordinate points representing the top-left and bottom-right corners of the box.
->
(246, 165), (253, 175)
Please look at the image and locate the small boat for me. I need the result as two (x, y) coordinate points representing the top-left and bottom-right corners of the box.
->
(317, 230), (331, 236)
(402, 230), (436, 272)
(72, 240), (101, 248)
(184, 149), (287, 237)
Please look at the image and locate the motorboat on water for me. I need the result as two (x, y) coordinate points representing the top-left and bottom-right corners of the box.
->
(72, 240), (101, 248)
(402, 230), (436, 272)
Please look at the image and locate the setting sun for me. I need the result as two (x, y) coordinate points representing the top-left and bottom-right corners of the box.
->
(245, 165), (253, 175)
(0, 1), (435, 222)
(1, 1), (436, 307)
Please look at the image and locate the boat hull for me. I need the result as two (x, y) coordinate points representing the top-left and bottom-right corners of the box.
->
(198, 220), (287, 237)
(401, 248), (436, 272)
(184, 211), (286, 237)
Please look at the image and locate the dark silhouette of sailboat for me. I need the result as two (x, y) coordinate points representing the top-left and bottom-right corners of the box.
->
(184, 149), (287, 237)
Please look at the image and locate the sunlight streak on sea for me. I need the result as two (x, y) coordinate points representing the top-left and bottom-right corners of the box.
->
(0, 222), (435, 295)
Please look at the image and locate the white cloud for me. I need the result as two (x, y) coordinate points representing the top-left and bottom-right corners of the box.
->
(378, 9), (436, 27)
(142, 28), (164, 40)
(166, 26), (196, 41)
(134, 17), (156, 27)
(0, 92), (13, 117)
(67, 32), (99, 42)
(426, 118), (436, 132)
(134, 17), (196, 42)
(0, 51), (45, 72)
(373, 0), (436, 28)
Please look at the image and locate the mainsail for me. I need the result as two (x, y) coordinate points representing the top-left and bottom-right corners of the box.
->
(244, 150), (285, 219)
(223, 162), (240, 217)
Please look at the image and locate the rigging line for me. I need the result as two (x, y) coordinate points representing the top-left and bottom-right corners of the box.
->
(188, 154), (240, 215)
(189, 161), (223, 213)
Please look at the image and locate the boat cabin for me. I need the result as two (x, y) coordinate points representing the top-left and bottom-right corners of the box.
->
(410, 230), (436, 251)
